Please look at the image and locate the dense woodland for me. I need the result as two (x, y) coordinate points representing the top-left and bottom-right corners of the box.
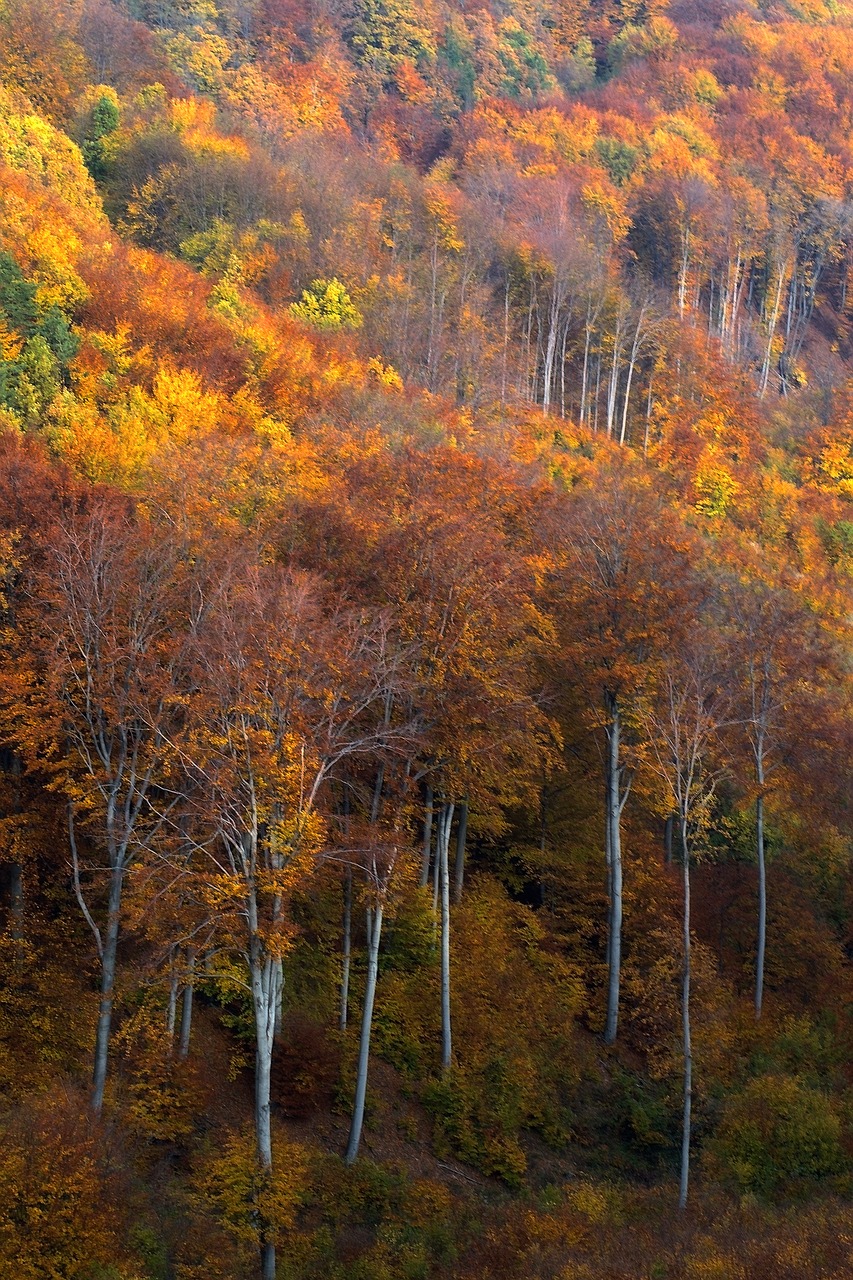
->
(0, 0), (852, 1276)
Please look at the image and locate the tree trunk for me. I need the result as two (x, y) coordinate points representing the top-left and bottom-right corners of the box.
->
(249, 892), (281, 1280)
(167, 951), (179, 1040)
(755, 777), (766, 1019)
(453, 801), (468, 905)
(178, 947), (195, 1060)
(678, 822), (692, 1211)
(344, 902), (383, 1165)
(419, 785), (433, 888)
(92, 861), (124, 1115)
(340, 865), (352, 1031)
(604, 707), (623, 1046)
(439, 801), (454, 1072)
(664, 814), (674, 865)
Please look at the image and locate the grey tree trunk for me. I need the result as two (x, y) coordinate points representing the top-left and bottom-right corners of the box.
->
(419, 786), (433, 888)
(167, 955), (179, 1040)
(664, 814), (674, 865)
(453, 802), (468, 905)
(178, 948), (195, 1060)
(439, 801), (455, 1072)
(678, 824), (693, 1211)
(249, 895), (282, 1280)
(340, 865), (352, 1031)
(604, 708), (623, 1046)
(92, 861), (124, 1115)
(344, 902), (383, 1165)
(755, 777), (766, 1019)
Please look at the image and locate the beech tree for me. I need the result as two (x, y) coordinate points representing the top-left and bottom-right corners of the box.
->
(10, 499), (189, 1113)
(172, 554), (409, 1279)
(550, 462), (696, 1044)
(639, 634), (730, 1210)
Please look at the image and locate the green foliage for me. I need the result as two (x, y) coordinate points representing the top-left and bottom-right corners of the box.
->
(10, 335), (61, 422)
(347, 0), (436, 84)
(497, 20), (555, 99)
(595, 136), (639, 185)
(290, 278), (363, 331)
(440, 21), (476, 109)
(711, 1074), (845, 1196)
(82, 92), (121, 181)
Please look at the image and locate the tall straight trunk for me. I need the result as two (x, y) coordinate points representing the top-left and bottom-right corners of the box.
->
(453, 802), (468, 905)
(340, 865), (352, 1031)
(92, 861), (124, 1115)
(439, 801), (454, 1072)
(542, 285), (562, 414)
(250, 932), (281, 1280)
(419, 785), (434, 888)
(664, 814), (674, 865)
(344, 902), (383, 1165)
(643, 375), (654, 457)
(678, 823), (693, 1211)
(677, 225), (691, 317)
(178, 948), (195, 1060)
(431, 803), (445, 926)
(604, 707), (623, 1046)
(755, 764), (766, 1019)
(167, 950), (179, 1040)
(619, 313), (646, 447)
(760, 265), (786, 396)
(579, 303), (594, 426)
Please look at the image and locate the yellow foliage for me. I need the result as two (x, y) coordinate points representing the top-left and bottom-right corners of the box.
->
(0, 89), (101, 212)
(190, 1128), (308, 1250)
(694, 448), (739, 518)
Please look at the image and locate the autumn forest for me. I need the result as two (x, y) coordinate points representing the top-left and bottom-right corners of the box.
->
(0, 0), (851, 1276)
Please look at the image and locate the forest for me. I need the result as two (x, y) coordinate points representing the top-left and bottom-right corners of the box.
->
(0, 0), (851, 1276)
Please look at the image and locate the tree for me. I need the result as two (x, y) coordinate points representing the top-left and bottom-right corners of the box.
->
(639, 633), (730, 1210)
(173, 553), (408, 1278)
(9, 498), (189, 1114)
(727, 572), (832, 1019)
(549, 460), (697, 1044)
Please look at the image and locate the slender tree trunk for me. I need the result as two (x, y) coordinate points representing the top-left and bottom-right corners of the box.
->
(453, 801), (468, 905)
(755, 769), (766, 1019)
(340, 865), (352, 1031)
(419, 785), (433, 888)
(250, 937), (280, 1280)
(344, 902), (383, 1165)
(542, 285), (561, 414)
(178, 947), (195, 1060)
(664, 814), (674, 866)
(439, 801), (454, 1072)
(604, 707), (623, 1046)
(167, 951), (179, 1040)
(760, 264), (786, 397)
(92, 860), (124, 1115)
(679, 823), (692, 1211)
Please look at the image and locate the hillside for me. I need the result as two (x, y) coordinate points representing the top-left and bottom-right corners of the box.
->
(0, 1), (852, 1278)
